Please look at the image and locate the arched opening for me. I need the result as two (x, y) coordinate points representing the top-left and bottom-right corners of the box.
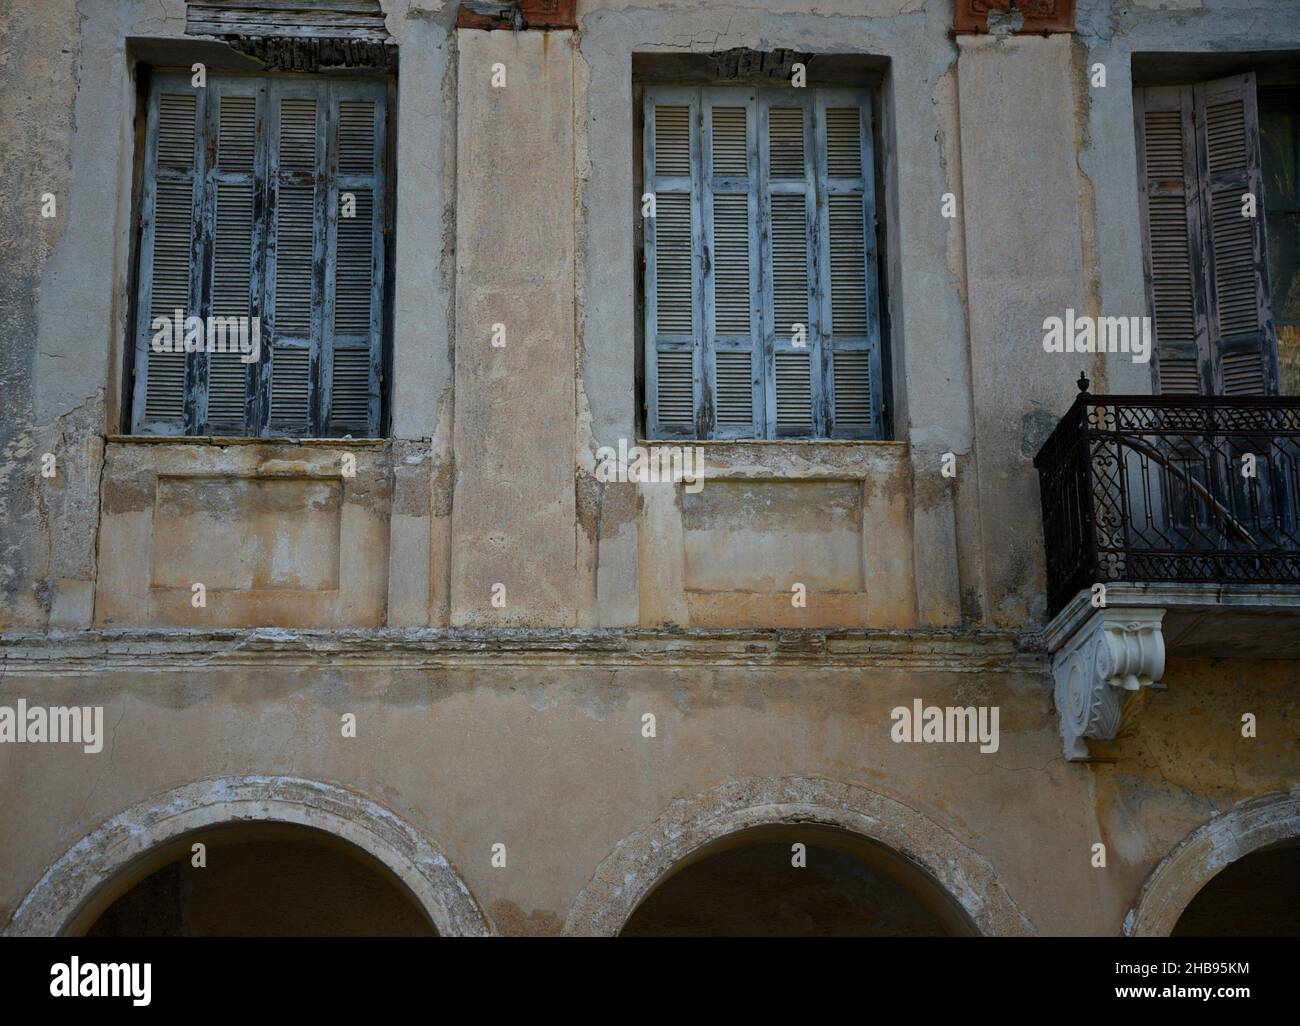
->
(80, 822), (436, 937)
(6, 777), (490, 937)
(1127, 789), (1300, 936)
(620, 824), (976, 937)
(1171, 840), (1300, 937)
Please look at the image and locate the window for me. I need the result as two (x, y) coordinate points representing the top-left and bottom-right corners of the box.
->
(642, 86), (884, 439)
(1135, 73), (1278, 395)
(130, 72), (388, 436)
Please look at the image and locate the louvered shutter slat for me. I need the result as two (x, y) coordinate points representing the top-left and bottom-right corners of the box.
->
(818, 102), (878, 437)
(138, 88), (200, 430)
(148, 180), (195, 320)
(770, 194), (808, 337)
(825, 108), (862, 178)
(334, 188), (374, 335)
(711, 194), (750, 334)
(646, 95), (700, 437)
(208, 179), (256, 427)
(266, 90), (320, 432)
(828, 195), (867, 337)
(763, 99), (818, 436)
(768, 108), (804, 179)
(654, 105), (690, 177)
(774, 351), (811, 429)
(656, 349), (694, 427)
(274, 183), (316, 338)
(1223, 350), (1266, 393)
(1210, 188), (1259, 337)
(279, 98), (317, 172)
(274, 97), (318, 339)
(202, 90), (260, 431)
(654, 193), (693, 335)
(323, 87), (384, 435)
(711, 107), (747, 176)
(1195, 76), (1275, 395)
(157, 94), (197, 169)
(715, 350), (753, 426)
(1205, 99), (1247, 174)
(1137, 87), (1207, 395)
(833, 351), (871, 431)
(271, 348), (310, 428)
(703, 93), (759, 437)
(338, 100), (376, 176)
(330, 348), (371, 433)
(217, 94), (256, 171)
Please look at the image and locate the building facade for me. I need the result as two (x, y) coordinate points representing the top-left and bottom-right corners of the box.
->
(0, 0), (1297, 936)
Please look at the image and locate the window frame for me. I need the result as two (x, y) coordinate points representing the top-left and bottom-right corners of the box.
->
(126, 66), (394, 439)
(640, 81), (886, 442)
(1134, 72), (1279, 396)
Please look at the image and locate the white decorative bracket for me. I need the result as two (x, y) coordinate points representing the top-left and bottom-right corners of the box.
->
(1051, 607), (1166, 761)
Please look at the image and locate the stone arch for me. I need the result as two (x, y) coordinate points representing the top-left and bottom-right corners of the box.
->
(5, 775), (492, 936)
(1126, 788), (1300, 937)
(563, 776), (1035, 936)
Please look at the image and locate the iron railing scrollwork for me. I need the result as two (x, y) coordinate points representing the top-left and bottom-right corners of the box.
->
(1034, 395), (1300, 617)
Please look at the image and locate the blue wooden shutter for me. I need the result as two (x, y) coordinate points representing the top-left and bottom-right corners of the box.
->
(264, 78), (385, 436)
(1136, 76), (1277, 396)
(132, 76), (205, 434)
(202, 78), (265, 433)
(1135, 84), (1206, 394)
(703, 88), (763, 437)
(325, 81), (386, 436)
(760, 93), (819, 437)
(265, 79), (325, 434)
(816, 90), (883, 438)
(134, 73), (386, 437)
(1194, 74), (1277, 395)
(644, 88), (702, 439)
(643, 84), (882, 440)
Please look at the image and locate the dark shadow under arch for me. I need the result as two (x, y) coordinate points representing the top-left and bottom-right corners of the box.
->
(565, 777), (1032, 935)
(621, 823), (976, 937)
(83, 822), (436, 937)
(1171, 839), (1300, 937)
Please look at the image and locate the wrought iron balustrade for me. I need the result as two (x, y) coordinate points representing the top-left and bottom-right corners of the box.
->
(1034, 392), (1300, 617)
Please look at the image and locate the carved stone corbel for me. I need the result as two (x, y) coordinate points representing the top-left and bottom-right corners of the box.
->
(1051, 608), (1166, 761)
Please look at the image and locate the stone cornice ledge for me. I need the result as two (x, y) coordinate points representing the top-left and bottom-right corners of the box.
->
(0, 627), (1044, 675)
(1042, 582), (1300, 653)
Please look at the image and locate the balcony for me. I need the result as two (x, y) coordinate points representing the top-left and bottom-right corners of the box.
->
(1033, 390), (1300, 760)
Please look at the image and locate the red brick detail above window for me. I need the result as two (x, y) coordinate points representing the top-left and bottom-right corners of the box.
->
(952, 0), (1076, 35)
(456, 0), (577, 31)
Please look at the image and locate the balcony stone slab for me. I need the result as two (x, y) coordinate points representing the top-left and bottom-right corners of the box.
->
(1044, 582), (1300, 760)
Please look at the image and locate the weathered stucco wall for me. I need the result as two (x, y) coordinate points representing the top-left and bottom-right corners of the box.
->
(0, 636), (1294, 934)
(95, 440), (399, 627)
(0, 0), (94, 628)
(1, 0), (1297, 937)
(7, 0), (1300, 632)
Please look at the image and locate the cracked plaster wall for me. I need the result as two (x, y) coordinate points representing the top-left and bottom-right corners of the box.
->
(1, 0), (1298, 935)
